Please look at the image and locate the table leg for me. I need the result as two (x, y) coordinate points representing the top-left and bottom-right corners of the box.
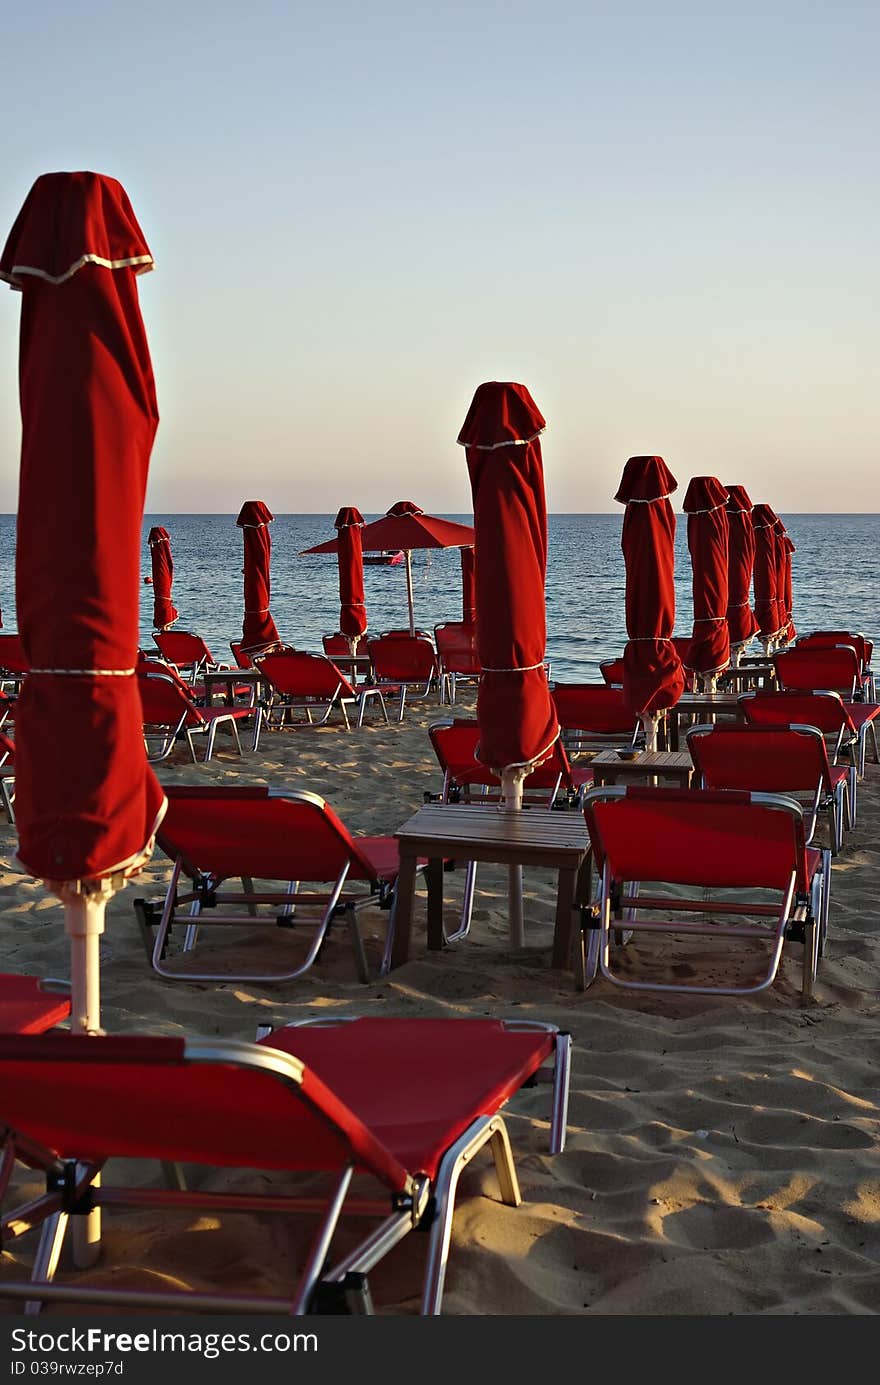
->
(669, 711), (680, 752)
(387, 849), (418, 971)
(551, 864), (578, 971)
(426, 856), (445, 951)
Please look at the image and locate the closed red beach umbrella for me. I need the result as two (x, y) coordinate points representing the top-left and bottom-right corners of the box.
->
(461, 545), (476, 625)
(682, 476), (730, 687)
(236, 500), (281, 653)
(334, 506), (368, 652)
(458, 381), (559, 947)
(751, 503), (781, 652)
(615, 456), (685, 748)
(723, 484), (760, 660)
(1, 170), (166, 1034)
(148, 526), (178, 631)
(778, 525), (796, 644)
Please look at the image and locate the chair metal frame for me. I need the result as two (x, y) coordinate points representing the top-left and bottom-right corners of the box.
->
(433, 622), (480, 705)
(152, 629), (229, 687)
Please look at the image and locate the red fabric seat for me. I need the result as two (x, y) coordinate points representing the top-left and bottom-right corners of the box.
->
(0, 973), (70, 1034)
(0, 1019), (568, 1315)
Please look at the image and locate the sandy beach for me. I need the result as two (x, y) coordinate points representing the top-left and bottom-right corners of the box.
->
(1, 684), (879, 1316)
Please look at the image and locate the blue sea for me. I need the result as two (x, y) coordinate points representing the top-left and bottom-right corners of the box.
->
(0, 513), (876, 683)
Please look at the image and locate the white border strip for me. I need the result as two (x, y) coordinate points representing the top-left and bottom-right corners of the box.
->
(1, 254), (154, 287)
(457, 428), (545, 450)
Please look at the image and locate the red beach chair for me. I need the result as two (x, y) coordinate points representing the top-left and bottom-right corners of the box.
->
(550, 683), (642, 757)
(583, 785), (826, 999)
(773, 644), (865, 701)
(0, 1018), (569, 1315)
(429, 717), (592, 810)
(599, 657), (624, 688)
(152, 628), (228, 685)
(796, 631), (875, 700)
(138, 784), (421, 983)
(0, 974), (70, 1035)
(255, 649), (387, 730)
(137, 667), (259, 762)
(0, 633), (29, 694)
(740, 687), (879, 787)
(0, 729), (15, 823)
(366, 634), (442, 721)
(433, 621), (481, 704)
(687, 721), (850, 856)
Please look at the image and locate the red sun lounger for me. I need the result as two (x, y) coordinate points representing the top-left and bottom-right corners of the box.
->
(255, 649), (388, 731)
(137, 667), (260, 762)
(582, 785), (825, 999)
(136, 784), (422, 983)
(0, 1019), (570, 1315)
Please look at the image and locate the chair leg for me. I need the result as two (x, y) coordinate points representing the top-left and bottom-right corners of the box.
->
(421, 1115), (520, 1316)
(24, 1211), (68, 1316)
(398, 687), (407, 722)
(251, 705), (263, 753)
(185, 730), (200, 764)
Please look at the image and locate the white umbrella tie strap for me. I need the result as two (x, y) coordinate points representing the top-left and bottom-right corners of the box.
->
(692, 616), (726, 624)
(481, 660), (547, 674)
(457, 428), (545, 450)
(28, 666), (135, 676)
(624, 493), (672, 504)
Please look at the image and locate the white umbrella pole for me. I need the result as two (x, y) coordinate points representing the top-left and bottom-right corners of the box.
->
(641, 712), (660, 752)
(500, 770), (525, 949)
(61, 885), (112, 1268)
(404, 551), (415, 636)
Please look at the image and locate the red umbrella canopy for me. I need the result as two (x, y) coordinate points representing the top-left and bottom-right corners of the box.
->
(460, 545), (476, 624)
(458, 381), (558, 774)
(1, 171), (166, 886)
(751, 503), (781, 640)
(682, 476), (730, 677)
(147, 526), (178, 631)
(723, 484), (760, 647)
(235, 500), (281, 653)
(302, 502), (475, 555)
(334, 506), (367, 645)
(615, 456), (685, 717)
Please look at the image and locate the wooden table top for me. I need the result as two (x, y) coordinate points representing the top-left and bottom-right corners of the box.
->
(394, 802), (589, 855)
(591, 749), (693, 775)
(673, 691), (742, 709)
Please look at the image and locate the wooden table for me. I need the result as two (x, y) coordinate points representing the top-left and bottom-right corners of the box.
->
(385, 802), (590, 974)
(666, 692), (746, 750)
(717, 662), (776, 692)
(202, 668), (263, 707)
(590, 749), (694, 787)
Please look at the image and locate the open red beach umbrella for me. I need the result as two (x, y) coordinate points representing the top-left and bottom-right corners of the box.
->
(458, 381), (559, 947)
(302, 502), (475, 636)
(1, 170), (166, 1036)
(615, 456), (685, 749)
(723, 484), (760, 661)
(752, 503), (782, 653)
(147, 525), (178, 631)
(460, 545), (476, 625)
(682, 476), (730, 688)
(236, 500), (281, 653)
(334, 506), (368, 652)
